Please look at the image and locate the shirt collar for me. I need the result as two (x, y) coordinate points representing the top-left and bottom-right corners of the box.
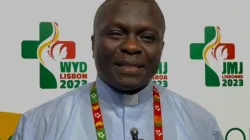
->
(95, 76), (153, 106)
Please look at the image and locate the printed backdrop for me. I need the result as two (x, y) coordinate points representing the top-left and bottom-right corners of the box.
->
(0, 0), (249, 140)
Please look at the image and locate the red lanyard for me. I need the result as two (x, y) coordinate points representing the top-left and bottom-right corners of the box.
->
(90, 82), (163, 140)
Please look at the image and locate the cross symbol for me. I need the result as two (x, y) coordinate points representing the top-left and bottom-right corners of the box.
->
(190, 26), (235, 86)
(21, 22), (76, 89)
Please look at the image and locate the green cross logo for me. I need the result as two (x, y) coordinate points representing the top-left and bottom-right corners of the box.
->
(190, 26), (243, 87)
(21, 22), (76, 89)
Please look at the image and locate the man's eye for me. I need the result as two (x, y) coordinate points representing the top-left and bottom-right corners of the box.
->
(140, 34), (156, 42)
(107, 31), (124, 39)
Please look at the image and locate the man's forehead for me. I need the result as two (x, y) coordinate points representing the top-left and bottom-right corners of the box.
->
(103, 0), (155, 5)
(94, 0), (165, 34)
(99, 0), (163, 24)
(101, 12), (161, 30)
(102, 0), (157, 12)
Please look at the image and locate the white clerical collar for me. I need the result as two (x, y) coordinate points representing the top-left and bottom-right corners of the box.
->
(122, 94), (139, 105)
(95, 76), (153, 106)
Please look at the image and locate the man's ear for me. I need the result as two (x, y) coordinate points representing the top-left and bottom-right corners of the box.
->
(91, 35), (95, 58)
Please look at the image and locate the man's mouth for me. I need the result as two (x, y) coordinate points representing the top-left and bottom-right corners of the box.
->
(114, 60), (145, 68)
(114, 60), (145, 73)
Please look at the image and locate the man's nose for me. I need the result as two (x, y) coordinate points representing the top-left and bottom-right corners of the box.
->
(119, 36), (142, 55)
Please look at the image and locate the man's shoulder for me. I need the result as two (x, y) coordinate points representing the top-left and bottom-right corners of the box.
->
(154, 84), (223, 139)
(12, 82), (95, 139)
(22, 82), (94, 120)
(155, 84), (217, 124)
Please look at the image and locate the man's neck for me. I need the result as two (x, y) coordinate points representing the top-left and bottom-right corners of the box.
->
(95, 76), (153, 106)
(109, 85), (147, 95)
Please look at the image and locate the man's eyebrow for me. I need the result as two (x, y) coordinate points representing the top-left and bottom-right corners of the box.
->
(137, 26), (160, 35)
(99, 20), (161, 34)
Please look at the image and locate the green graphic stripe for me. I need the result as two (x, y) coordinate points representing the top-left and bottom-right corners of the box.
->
(155, 122), (162, 127)
(154, 98), (160, 102)
(205, 64), (220, 86)
(90, 83), (107, 140)
(90, 84), (99, 104)
(96, 129), (107, 140)
(40, 64), (57, 89)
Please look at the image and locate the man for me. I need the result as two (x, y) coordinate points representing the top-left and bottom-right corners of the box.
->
(12, 0), (224, 140)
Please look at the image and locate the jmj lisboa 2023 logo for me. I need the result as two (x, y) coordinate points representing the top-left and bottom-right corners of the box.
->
(190, 26), (244, 87)
(21, 22), (88, 89)
(153, 62), (168, 87)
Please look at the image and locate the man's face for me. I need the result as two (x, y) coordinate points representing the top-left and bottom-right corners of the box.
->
(92, 0), (165, 91)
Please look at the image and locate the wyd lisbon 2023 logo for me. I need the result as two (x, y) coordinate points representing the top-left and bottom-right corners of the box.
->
(21, 22), (88, 89)
(190, 26), (244, 87)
